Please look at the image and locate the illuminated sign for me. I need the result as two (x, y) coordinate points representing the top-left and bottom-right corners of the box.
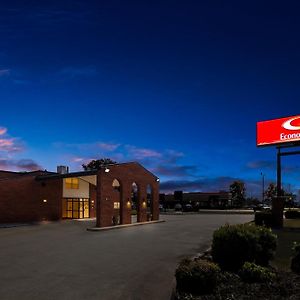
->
(257, 115), (300, 146)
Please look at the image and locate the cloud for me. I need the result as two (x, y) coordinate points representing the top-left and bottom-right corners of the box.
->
(16, 159), (42, 170)
(0, 158), (42, 171)
(154, 165), (198, 178)
(57, 140), (196, 180)
(282, 165), (300, 174)
(246, 160), (276, 170)
(97, 143), (120, 152)
(0, 127), (7, 135)
(0, 126), (41, 172)
(160, 176), (237, 193)
(160, 150), (185, 164)
(71, 157), (85, 163)
(60, 66), (97, 78)
(246, 159), (300, 174)
(0, 138), (24, 152)
(126, 145), (162, 159)
(0, 69), (10, 77)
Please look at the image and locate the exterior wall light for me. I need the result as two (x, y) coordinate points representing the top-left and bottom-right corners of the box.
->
(142, 200), (146, 208)
(104, 168), (110, 173)
(127, 199), (131, 208)
(156, 178), (160, 182)
(43, 199), (47, 203)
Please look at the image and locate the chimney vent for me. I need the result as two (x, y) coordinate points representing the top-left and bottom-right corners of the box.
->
(57, 166), (69, 174)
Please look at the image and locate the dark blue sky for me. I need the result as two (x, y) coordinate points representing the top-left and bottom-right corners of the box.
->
(1, 0), (300, 197)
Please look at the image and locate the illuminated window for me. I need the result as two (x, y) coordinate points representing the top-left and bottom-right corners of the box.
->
(114, 202), (120, 209)
(112, 179), (121, 191)
(65, 178), (79, 189)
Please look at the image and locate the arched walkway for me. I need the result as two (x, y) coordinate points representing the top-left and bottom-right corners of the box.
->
(95, 162), (160, 228)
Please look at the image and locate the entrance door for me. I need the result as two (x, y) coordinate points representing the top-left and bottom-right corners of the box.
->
(62, 198), (90, 219)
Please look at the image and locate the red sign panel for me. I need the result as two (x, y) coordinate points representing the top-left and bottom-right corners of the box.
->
(257, 115), (300, 146)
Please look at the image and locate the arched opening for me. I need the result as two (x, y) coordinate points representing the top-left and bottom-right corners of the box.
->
(112, 179), (121, 225)
(131, 182), (138, 223)
(147, 184), (153, 221)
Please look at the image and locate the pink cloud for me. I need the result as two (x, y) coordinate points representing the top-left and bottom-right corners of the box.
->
(0, 127), (7, 135)
(0, 138), (24, 152)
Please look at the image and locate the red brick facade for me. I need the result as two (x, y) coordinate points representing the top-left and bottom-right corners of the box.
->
(0, 163), (159, 227)
(0, 172), (62, 223)
(95, 163), (159, 227)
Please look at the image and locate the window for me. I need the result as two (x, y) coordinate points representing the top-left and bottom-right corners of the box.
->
(112, 179), (121, 191)
(114, 202), (120, 209)
(65, 178), (79, 189)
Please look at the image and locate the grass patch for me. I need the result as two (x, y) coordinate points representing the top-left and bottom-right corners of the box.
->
(271, 230), (300, 271)
(284, 219), (300, 228)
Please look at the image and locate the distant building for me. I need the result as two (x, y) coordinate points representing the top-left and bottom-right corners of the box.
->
(160, 191), (232, 209)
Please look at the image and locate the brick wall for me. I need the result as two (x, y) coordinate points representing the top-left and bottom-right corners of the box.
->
(0, 175), (62, 223)
(96, 163), (159, 227)
(0, 163), (159, 226)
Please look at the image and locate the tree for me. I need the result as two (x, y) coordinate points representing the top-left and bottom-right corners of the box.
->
(229, 181), (246, 207)
(265, 183), (296, 207)
(82, 158), (117, 171)
(265, 183), (277, 201)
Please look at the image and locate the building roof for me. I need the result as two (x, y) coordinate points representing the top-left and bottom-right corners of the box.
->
(35, 162), (158, 181)
(0, 170), (54, 181)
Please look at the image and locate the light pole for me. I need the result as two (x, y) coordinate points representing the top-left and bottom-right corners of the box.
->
(261, 172), (265, 203)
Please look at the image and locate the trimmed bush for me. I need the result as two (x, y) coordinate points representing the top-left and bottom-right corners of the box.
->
(239, 262), (276, 283)
(211, 224), (277, 271)
(291, 242), (300, 274)
(255, 211), (274, 227)
(285, 210), (300, 219)
(255, 226), (277, 266)
(175, 258), (220, 295)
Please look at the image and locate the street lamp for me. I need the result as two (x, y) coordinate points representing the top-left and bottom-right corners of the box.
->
(261, 172), (265, 203)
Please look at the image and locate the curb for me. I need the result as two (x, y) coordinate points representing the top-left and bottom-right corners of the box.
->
(87, 220), (165, 231)
(161, 210), (254, 215)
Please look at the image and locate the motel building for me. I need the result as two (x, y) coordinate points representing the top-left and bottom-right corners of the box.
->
(0, 162), (159, 227)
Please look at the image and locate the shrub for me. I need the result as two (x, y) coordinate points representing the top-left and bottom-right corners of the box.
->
(239, 262), (276, 283)
(211, 223), (277, 271)
(254, 226), (277, 266)
(291, 242), (300, 274)
(285, 210), (300, 219)
(175, 258), (220, 295)
(255, 211), (274, 227)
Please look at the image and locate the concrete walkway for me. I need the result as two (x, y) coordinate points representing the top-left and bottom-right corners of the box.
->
(0, 214), (253, 300)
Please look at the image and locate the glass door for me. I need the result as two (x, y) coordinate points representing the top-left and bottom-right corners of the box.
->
(62, 198), (90, 219)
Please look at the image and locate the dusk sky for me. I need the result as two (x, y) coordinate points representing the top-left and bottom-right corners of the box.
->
(1, 1), (300, 197)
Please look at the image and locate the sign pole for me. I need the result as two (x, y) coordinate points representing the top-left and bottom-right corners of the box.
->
(277, 147), (282, 196)
(273, 146), (284, 228)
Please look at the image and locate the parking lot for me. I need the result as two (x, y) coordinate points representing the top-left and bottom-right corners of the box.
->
(0, 214), (253, 300)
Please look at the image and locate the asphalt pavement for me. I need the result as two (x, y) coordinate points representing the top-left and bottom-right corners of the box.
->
(0, 214), (253, 300)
